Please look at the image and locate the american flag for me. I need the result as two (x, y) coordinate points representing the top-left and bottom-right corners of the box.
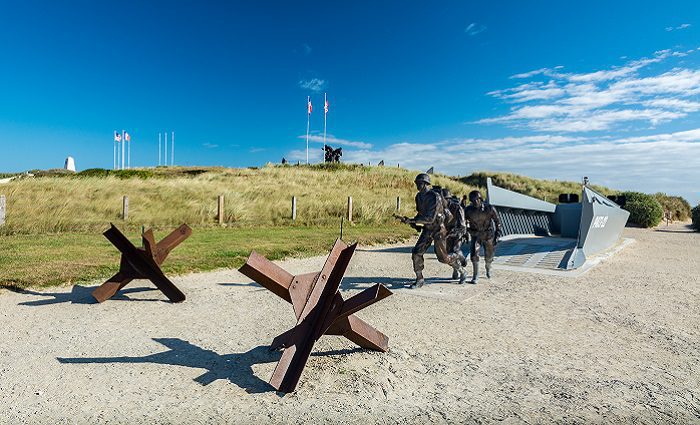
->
(307, 97), (312, 115)
(324, 98), (329, 114)
(124, 132), (131, 142)
(114, 131), (121, 142)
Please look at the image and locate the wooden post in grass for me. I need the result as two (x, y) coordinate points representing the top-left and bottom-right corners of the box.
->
(396, 196), (401, 212)
(0, 195), (5, 226)
(217, 195), (225, 224)
(292, 196), (297, 221)
(122, 196), (129, 220)
(347, 196), (353, 222)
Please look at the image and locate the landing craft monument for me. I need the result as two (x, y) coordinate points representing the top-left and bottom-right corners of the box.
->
(486, 177), (630, 270)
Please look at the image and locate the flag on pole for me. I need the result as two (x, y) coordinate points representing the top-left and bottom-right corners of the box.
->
(308, 98), (313, 114)
(124, 132), (131, 142)
(114, 131), (122, 142)
(324, 97), (329, 114)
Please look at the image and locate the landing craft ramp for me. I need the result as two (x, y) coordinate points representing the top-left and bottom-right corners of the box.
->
(485, 178), (630, 272)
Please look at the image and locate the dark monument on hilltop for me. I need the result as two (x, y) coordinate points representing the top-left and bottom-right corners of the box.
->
(323, 145), (342, 163)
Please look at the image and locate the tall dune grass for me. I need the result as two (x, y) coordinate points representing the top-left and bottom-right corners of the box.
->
(0, 164), (477, 235)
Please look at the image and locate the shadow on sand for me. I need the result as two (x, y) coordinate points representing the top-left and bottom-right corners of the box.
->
(357, 245), (418, 254)
(655, 223), (696, 233)
(57, 338), (365, 394)
(340, 276), (458, 291)
(12, 285), (161, 307)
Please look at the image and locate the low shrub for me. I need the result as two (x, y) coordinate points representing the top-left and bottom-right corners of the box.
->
(77, 168), (112, 178)
(622, 191), (664, 228)
(30, 168), (75, 177)
(692, 205), (700, 231)
(76, 168), (154, 179)
(654, 193), (692, 221)
(113, 169), (155, 179)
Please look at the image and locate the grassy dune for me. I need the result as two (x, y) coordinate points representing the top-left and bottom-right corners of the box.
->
(0, 164), (636, 289)
(0, 164), (475, 235)
(461, 171), (615, 202)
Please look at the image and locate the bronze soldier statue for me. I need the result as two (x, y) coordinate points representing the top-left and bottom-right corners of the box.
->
(398, 174), (467, 288)
(464, 190), (501, 283)
(441, 188), (468, 280)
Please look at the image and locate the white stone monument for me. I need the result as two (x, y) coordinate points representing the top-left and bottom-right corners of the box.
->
(64, 156), (76, 172)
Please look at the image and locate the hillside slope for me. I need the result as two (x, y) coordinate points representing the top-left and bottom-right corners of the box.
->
(0, 164), (477, 235)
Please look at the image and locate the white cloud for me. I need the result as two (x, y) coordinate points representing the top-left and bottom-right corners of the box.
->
(299, 134), (373, 149)
(308, 129), (700, 203)
(465, 23), (486, 36)
(479, 49), (700, 132)
(287, 148), (323, 163)
(203, 143), (218, 149)
(666, 23), (691, 31)
(298, 78), (326, 92)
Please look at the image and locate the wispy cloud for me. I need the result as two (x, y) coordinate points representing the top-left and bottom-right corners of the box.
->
(203, 142), (218, 149)
(478, 49), (700, 132)
(302, 43), (312, 55)
(298, 78), (326, 92)
(313, 129), (700, 202)
(465, 22), (486, 36)
(666, 23), (691, 32)
(298, 134), (373, 149)
(249, 147), (266, 153)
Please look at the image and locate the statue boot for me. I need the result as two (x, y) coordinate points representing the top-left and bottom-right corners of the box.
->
(486, 261), (493, 279)
(458, 266), (468, 285)
(412, 271), (425, 289)
(470, 261), (479, 284)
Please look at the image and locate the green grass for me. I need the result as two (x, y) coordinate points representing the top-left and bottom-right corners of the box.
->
(0, 224), (416, 290)
(0, 164), (476, 235)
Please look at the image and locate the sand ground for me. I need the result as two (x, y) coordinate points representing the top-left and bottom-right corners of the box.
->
(1, 223), (699, 424)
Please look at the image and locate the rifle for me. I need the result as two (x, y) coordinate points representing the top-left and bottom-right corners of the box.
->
(393, 214), (421, 232)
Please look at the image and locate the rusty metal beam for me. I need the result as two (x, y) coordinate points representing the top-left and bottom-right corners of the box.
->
(237, 238), (392, 393)
(92, 224), (189, 303)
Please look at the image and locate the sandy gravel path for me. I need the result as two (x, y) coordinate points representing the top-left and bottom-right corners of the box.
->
(1, 223), (699, 424)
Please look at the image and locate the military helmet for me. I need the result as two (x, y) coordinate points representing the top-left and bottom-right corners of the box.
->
(414, 173), (431, 185)
(441, 188), (452, 199)
(469, 190), (483, 203)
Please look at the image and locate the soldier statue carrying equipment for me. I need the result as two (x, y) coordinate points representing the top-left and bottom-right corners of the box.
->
(464, 190), (502, 284)
(397, 174), (468, 288)
(441, 188), (468, 280)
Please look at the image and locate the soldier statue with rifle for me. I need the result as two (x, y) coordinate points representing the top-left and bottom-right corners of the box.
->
(464, 189), (502, 284)
(396, 173), (468, 288)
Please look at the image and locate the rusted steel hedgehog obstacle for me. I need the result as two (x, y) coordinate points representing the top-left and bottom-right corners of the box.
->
(238, 238), (392, 393)
(92, 224), (192, 303)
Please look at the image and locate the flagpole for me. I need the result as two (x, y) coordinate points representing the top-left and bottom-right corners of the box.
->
(127, 134), (131, 169)
(121, 130), (125, 170)
(171, 131), (174, 166)
(323, 92), (327, 163)
(113, 133), (117, 170)
(158, 133), (161, 166)
(306, 96), (310, 165)
(164, 131), (168, 167)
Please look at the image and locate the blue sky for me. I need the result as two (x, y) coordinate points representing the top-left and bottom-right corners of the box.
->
(0, 1), (699, 203)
